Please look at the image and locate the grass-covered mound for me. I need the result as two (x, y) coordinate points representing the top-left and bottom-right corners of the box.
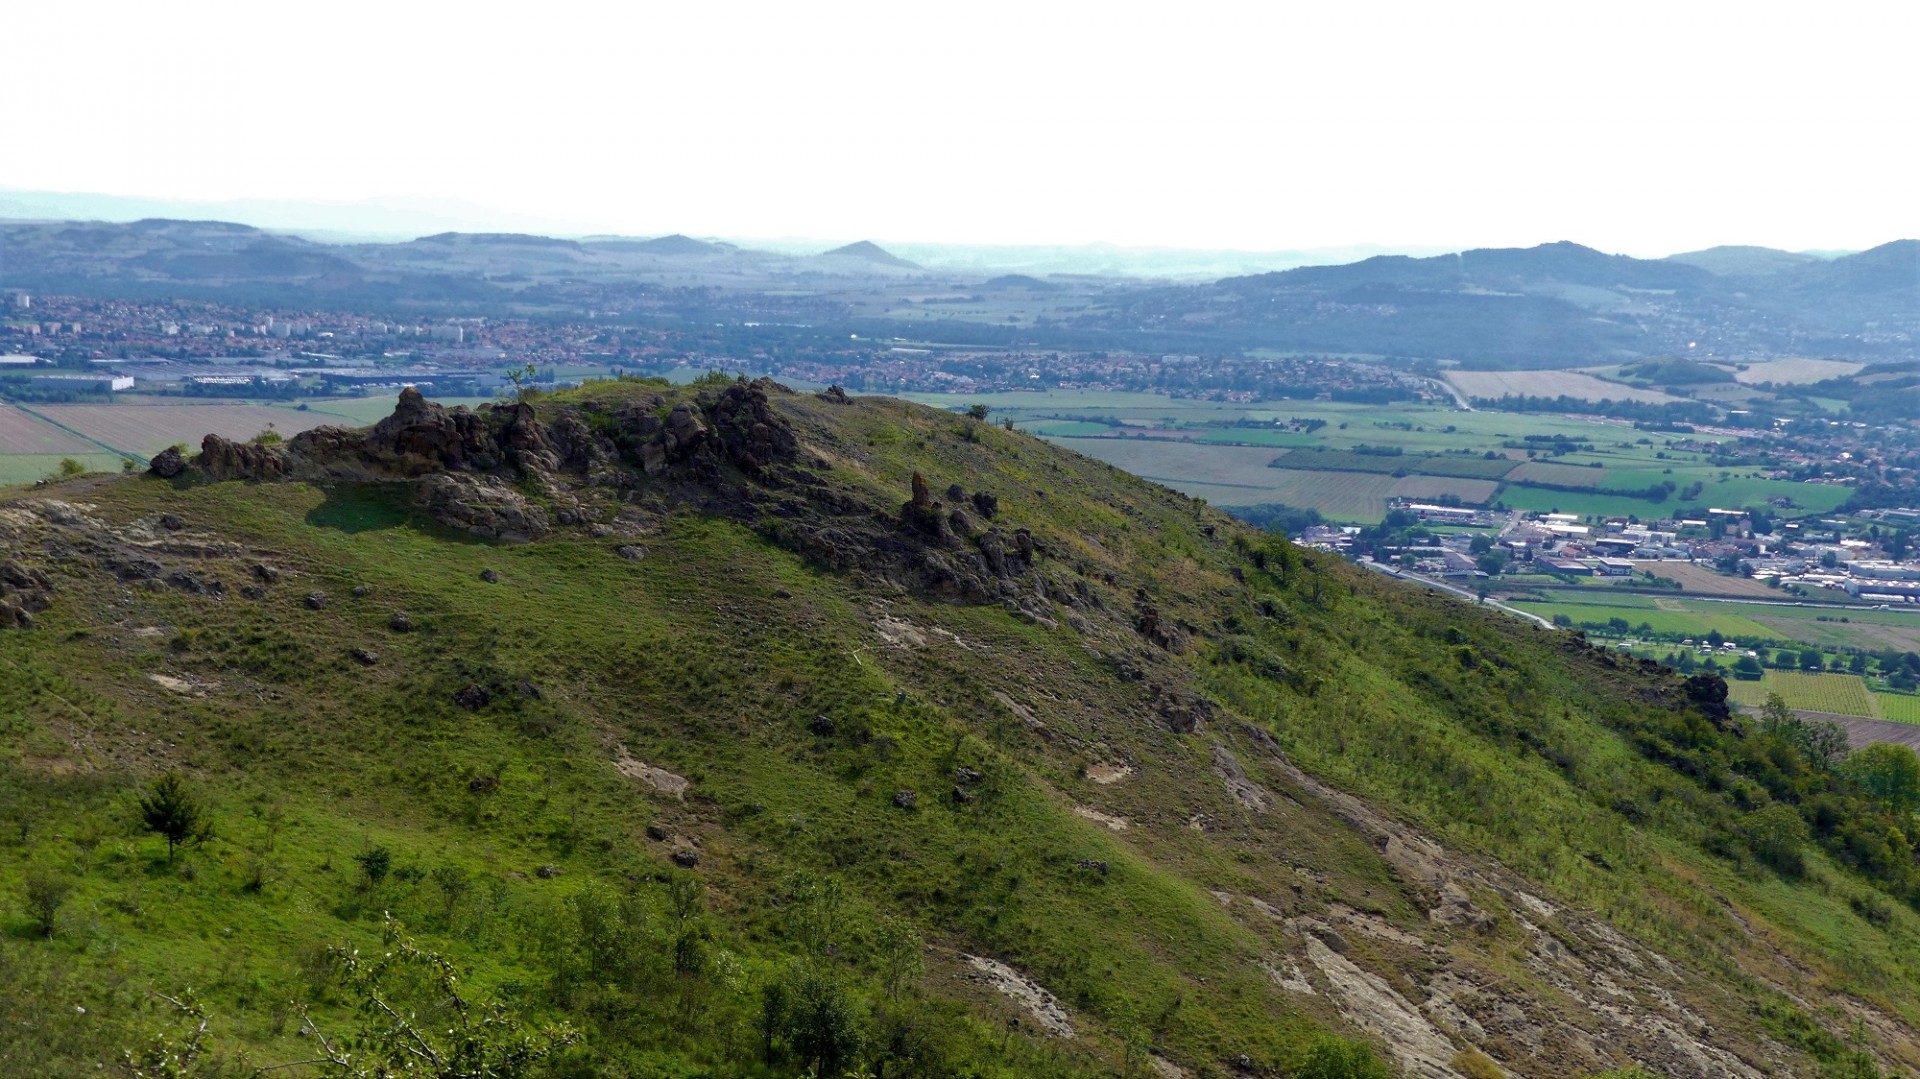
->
(3, 377), (1919, 1078)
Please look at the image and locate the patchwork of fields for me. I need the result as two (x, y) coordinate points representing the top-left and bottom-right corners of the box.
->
(1050, 437), (1291, 490)
(1504, 460), (1608, 487)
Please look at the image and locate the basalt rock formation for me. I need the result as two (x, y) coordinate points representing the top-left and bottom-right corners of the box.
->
(147, 379), (1062, 613)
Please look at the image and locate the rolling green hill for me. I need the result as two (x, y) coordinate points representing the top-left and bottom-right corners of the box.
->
(4, 379), (1920, 1078)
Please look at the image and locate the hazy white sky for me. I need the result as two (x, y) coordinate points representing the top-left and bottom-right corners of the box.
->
(6, 1), (1916, 255)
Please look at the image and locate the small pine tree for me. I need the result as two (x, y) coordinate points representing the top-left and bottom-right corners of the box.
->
(355, 846), (393, 896)
(138, 772), (205, 864)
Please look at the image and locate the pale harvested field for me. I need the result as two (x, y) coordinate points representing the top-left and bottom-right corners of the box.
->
(1644, 561), (1790, 597)
(1199, 469), (1399, 521)
(1733, 358), (1864, 385)
(1386, 475), (1500, 504)
(1048, 437), (1290, 489)
(1445, 370), (1681, 405)
(0, 404), (96, 454)
(32, 404), (339, 455)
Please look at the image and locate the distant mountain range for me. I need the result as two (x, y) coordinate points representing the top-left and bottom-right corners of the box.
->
(0, 187), (1460, 278)
(0, 217), (931, 300)
(1, 215), (1914, 365)
(1082, 240), (1919, 365)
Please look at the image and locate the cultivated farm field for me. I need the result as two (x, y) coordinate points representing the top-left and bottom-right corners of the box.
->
(0, 452), (127, 486)
(1725, 671), (1880, 717)
(1504, 460), (1609, 487)
(32, 403), (341, 456)
(1235, 469), (1399, 519)
(1732, 359), (1865, 385)
(0, 404), (97, 454)
(1444, 369), (1681, 404)
(1049, 437), (1290, 490)
(291, 395), (492, 426)
(1387, 475), (1502, 504)
(1879, 694), (1920, 724)
(1750, 613), (1920, 654)
(1507, 595), (1778, 641)
(1273, 447), (1516, 478)
(1645, 563), (1792, 598)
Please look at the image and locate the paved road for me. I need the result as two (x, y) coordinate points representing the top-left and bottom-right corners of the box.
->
(1428, 377), (1472, 410)
(1357, 559), (1557, 629)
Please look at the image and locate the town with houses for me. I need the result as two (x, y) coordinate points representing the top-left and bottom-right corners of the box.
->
(0, 289), (1440, 402)
(6, 287), (1917, 623)
(1303, 501), (1920, 605)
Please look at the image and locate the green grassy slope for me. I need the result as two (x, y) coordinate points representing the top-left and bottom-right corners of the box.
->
(3, 381), (1919, 1079)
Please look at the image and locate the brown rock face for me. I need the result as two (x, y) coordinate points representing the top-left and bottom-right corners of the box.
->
(0, 559), (53, 629)
(194, 435), (288, 481)
(360, 386), (496, 474)
(417, 474), (551, 543)
(147, 446), (187, 478)
(709, 379), (798, 473)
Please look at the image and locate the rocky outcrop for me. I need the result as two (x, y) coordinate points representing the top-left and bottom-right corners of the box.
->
(147, 445), (188, 478)
(709, 379), (798, 473)
(195, 434), (288, 481)
(417, 474), (550, 543)
(140, 378), (1068, 611)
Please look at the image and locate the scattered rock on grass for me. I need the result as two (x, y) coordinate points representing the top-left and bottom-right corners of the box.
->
(148, 447), (187, 478)
(453, 683), (491, 710)
(614, 747), (690, 799)
(388, 612), (414, 633)
(893, 789), (917, 809)
(304, 591), (327, 610)
(961, 955), (1075, 1038)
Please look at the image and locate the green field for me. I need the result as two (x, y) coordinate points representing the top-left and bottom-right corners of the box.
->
(1498, 483), (1681, 520)
(907, 389), (1851, 526)
(1023, 419), (1118, 437)
(1168, 471), (1400, 522)
(1507, 595), (1780, 642)
(1877, 693), (1920, 724)
(1725, 671), (1881, 717)
(1270, 447), (1516, 479)
(1193, 428), (1323, 448)
(0, 452), (130, 486)
(1750, 613), (1920, 654)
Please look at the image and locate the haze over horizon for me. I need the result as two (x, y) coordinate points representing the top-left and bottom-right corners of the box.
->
(4, 1), (1918, 259)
